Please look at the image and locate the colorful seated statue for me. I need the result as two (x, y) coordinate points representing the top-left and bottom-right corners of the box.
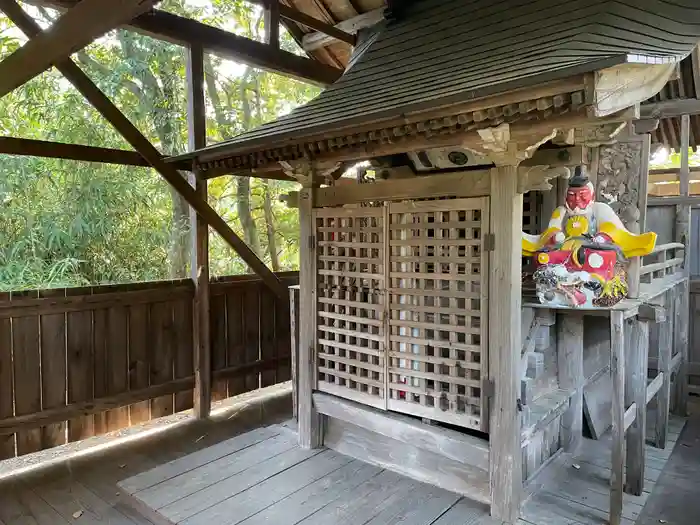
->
(522, 166), (656, 308)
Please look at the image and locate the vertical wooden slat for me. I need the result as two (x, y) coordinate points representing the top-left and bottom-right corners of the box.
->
(488, 166), (523, 524)
(243, 283), (261, 392)
(174, 297), (194, 413)
(39, 288), (67, 449)
(673, 279), (690, 416)
(557, 313), (583, 452)
(609, 310), (625, 525)
(655, 291), (673, 449)
(264, 0), (280, 50)
(625, 319), (649, 496)
(106, 303), (129, 431)
(128, 303), (151, 425)
(276, 284), (292, 383)
(289, 286), (300, 419)
(92, 306), (108, 435)
(211, 292), (229, 400)
(224, 287), (243, 397)
(150, 301), (175, 419)
(12, 290), (42, 455)
(0, 291), (15, 459)
(186, 41), (210, 419)
(260, 287), (277, 388)
(66, 287), (94, 441)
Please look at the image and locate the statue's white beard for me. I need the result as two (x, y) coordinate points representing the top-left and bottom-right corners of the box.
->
(567, 203), (593, 215)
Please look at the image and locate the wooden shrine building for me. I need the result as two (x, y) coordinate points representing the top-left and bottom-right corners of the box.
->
(173, 1), (700, 523)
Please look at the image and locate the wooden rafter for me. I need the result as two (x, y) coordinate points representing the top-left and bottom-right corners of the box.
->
(27, 0), (343, 86)
(1, 0), (287, 300)
(641, 98), (700, 119)
(0, 136), (187, 169)
(0, 0), (158, 99)
(278, 4), (355, 46)
(301, 7), (384, 51)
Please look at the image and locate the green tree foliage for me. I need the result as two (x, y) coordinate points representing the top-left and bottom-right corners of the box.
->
(0, 1), (319, 291)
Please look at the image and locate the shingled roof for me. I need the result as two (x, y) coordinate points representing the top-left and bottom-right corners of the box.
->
(177, 0), (700, 173)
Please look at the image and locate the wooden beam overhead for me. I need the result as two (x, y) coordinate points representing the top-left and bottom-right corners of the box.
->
(26, 0), (343, 86)
(0, 0), (158, 99)
(641, 98), (700, 119)
(301, 7), (384, 51)
(278, 4), (355, 46)
(0, 136), (190, 169)
(1, 0), (287, 300)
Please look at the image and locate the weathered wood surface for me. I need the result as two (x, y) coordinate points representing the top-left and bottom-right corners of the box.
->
(314, 392), (489, 471)
(488, 166), (522, 523)
(609, 311), (625, 525)
(557, 314), (583, 452)
(655, 291), (673, 449)
(0, 273), (297, 459)
(626, 319), (649, 496)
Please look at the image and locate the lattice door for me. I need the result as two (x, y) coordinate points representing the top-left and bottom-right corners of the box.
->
(386, 198), (490, 431)
(314, 207), (387, 409)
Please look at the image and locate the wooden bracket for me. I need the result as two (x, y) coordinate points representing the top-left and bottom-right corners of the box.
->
(637, 303), (666, 323)
(517, 166), (571, 193)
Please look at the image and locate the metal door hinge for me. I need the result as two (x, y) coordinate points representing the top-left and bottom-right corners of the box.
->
(308, 235), (316, 250)
(483, 233), (495, 252)
(482, 378), (495, 398)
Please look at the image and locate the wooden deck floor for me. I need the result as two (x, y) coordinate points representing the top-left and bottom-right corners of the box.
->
(0, 410), (690, 525)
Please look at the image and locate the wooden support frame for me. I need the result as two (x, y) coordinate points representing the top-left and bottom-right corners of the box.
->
(557, 314), (584, 453)
(625, 319), (649, 496)
(488, 166), (523, 524)
(673, 279), (690, 416)
(640, 98), (700, 119)
(1, 0), (288, 301)
(0, 136), (193, 169)
(609, 311), (625, 525)
(278, 4), (355, 46)
(186, 42), (211, 420)
(297, 183), (321, 449)
(0, 0), (157, 99)
(27, 0), (343, 86)
(301, 7), (383, 51)
(655, 291), (673, 449)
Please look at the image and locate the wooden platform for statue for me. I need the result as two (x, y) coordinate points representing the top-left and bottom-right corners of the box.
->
(115, 416), (685, 525)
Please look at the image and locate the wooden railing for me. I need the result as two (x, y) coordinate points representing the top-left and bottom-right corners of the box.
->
(640, 242), (685, 286)
(0, 271), (298, 461)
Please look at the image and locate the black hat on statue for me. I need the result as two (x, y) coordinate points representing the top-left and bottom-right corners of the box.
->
(568, 166), (589, 188)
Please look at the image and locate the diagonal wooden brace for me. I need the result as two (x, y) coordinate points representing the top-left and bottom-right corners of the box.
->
(1, 0), (287, 300)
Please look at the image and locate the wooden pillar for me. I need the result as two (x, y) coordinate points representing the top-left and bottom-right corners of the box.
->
(655, 291), (673, 449)
(673, 114), (691, 416)
(557, 314), (583, 452)
(488, 166), (523, 524)
(609, 310), (625, 525)
(186, 43), (211, 419)
(625, 318), (649, 496)
(673, 279), (690, 416)
(298, 185), (321, 449)
(289, 285), (300, 420)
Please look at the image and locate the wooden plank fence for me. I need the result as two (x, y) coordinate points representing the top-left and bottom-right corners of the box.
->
(0, 271), (297, 460)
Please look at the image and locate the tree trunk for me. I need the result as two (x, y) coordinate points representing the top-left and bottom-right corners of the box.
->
(262, 179), (279, 271)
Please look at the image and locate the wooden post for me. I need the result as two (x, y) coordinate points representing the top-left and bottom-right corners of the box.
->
(655, 291), (673, 449)
(609, 311), (625, 525)
(186, 43), (211, 419)
(673, 279), (690, 416)
(264, 0), (280, 50)
(557, 314), (584, 452)
(289, 285), (300, 420)
(625, 318), (649, 496)
(298, 185), (321, 449)
(488, 166), (523, 524)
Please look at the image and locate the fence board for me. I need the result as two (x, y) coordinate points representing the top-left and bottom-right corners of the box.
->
(260, 287), (277, 388)
(174, 297), (194, 413)
(12, 291), (42, 456)
(0, 272), (296, 462)
(66, 287), (94, 442)
(39, 288), (67, 449)
(128, 303), (151, 425)
(150, 301), (175, 419)
(244, 284), (261, 392)
(211, 293), (229, 401)
(0, 292), (14, 459)
(226, 289), (245, 397)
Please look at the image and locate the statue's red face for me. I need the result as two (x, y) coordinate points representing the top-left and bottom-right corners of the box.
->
(566, 186), (594, 213)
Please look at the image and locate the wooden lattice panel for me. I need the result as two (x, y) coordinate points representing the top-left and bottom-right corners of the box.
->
(386, 198), (490, 431)
(314, 207), (386, 408)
